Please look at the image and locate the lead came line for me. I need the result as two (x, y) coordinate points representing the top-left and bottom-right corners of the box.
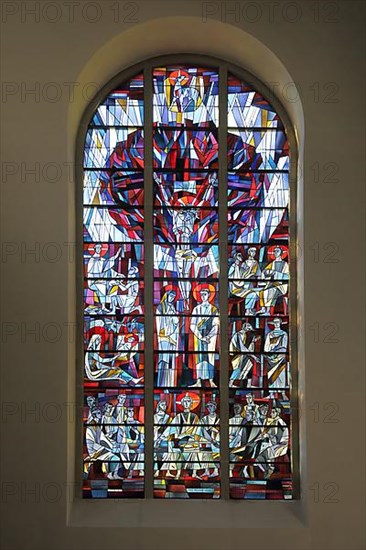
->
(144, 65), (154, 499)
(218, 65), (229, 499)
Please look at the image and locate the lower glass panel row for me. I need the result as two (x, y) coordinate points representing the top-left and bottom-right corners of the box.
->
(82, 389), (291, 499)
(83, 466), (291, 499)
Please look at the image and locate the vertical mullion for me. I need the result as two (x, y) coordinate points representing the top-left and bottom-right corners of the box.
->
(218, 64), (229, 500)
(144, 65), (154, 499)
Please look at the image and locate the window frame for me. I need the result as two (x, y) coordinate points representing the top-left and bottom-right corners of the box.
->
(74, 54), (300, 515)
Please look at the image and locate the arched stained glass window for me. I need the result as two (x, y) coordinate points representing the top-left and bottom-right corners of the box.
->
(81, 58), (296, 501)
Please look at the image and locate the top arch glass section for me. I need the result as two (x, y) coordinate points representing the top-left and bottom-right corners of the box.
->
(89, 67), (285, 132)
(91, 73), (144, 127)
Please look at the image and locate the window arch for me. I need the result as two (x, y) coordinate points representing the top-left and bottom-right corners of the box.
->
(81, 56), (297, 500)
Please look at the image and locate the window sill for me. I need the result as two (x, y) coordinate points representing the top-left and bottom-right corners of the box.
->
(68, 496), (307, 529)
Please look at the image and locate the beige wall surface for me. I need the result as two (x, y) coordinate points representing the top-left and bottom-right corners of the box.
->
(1, 1), (365, 549)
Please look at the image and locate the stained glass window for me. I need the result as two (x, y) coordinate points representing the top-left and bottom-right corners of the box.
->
(82, 62), (294, 500)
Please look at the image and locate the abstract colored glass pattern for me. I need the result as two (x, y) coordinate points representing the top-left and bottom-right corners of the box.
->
(82, 65), (293, 501)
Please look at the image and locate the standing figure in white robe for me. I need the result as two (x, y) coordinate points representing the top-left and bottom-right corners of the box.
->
(114, 393), (127, 423)
(156, 287), (180, 387)
(102, 402), (131, 475)
(190, 286), (219, 388)
(229, 323), (261, 387)
(154, 401), (171, 427)
(124, 407), (144, 477)
(160, 394), (200, 478)
(231, 394), (259, 476)
(153, 400), (171, 476)
(242, 393), (259, 423)
(260, 246), (289, 315)
(264, 318), (288, 389)
(229, 404), (246, 476)
(200, 401), (220, 478)
(84, 408), (122, 480)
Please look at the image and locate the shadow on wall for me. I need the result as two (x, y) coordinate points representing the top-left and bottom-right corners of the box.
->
(67, 16), (304, 148)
